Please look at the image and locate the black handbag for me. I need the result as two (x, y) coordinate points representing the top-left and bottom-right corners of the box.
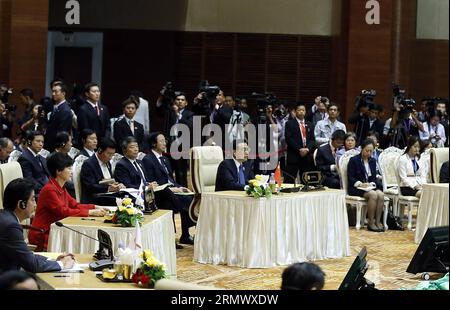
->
(386, 209), (404, 230)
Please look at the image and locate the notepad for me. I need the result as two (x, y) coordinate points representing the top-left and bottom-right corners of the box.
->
(99, 178), (115, 185)
(356, 185), (376, 192)
(154, 183), (171, 192)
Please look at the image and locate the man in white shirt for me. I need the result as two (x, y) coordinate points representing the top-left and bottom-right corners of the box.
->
(314, 103), (347, 145)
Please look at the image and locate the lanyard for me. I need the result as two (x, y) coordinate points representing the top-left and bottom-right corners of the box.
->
(362, 159), (370, 182)
(412, 159), (418, 174)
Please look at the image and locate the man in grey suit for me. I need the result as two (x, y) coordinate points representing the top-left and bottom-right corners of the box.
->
(0, 178), (75, 273)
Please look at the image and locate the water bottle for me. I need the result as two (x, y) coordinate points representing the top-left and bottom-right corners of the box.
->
(269, 173), (276, 193)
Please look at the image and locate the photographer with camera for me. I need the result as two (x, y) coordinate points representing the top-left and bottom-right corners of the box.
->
(419, 110), (446, 148)
(348, 90), (376, 145)
(200, 86), (232, 148)
(156, 81), (178, 138)
(250, 93), (282, 174)
(387, 99), (424, 149)
(0, 83), (15, 138)
(0, 83), (13, 105)
(307, 97), (328, 127)
(227, 96), (251, 144)
(19, 103), (46, 133)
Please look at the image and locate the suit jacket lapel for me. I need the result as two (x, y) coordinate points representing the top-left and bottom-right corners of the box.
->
(227, 159), (239, 182)
(150, 152), (167, 176)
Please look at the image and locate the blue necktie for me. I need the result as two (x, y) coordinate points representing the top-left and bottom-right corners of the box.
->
(238, 164), (245, 185)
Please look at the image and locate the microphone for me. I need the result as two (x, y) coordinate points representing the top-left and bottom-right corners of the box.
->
(280, 170), (301, 193)
(55, 221), (115, 271)
(21, 224), (45, 234)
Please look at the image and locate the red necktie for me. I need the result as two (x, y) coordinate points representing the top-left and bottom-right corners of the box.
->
(95, 104), (100, 116)
(299, 121), (307, 145)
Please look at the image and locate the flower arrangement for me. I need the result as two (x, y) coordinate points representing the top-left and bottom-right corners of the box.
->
(111, 197), (144, 227)
(132, 250), (167, 288)
(245, 175), (273, 198)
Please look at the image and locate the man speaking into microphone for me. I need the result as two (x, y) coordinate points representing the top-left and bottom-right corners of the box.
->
(0, 178), (75, 273)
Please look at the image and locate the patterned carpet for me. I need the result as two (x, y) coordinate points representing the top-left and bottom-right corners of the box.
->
(173, 219), (441, 290)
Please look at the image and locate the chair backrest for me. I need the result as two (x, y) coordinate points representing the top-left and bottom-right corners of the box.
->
(110, 153), (123, 174)
(72, 155), (88, 202)
(378, 146), (403, 191)
(38, 149), (50, 158)
(68, 147), (80, 159)
(7, 150), (22, 162)
(0, 162), (24, 209)
(137, 152), (146, 161)
(419, 148), (432, 183)
(338, 149), (360, 194)
(110, 117), (120, 141)
(189, 146), (223, 193)
(430, 147), (449, 183)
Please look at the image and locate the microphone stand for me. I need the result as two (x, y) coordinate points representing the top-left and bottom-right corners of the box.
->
(55, 222), (115, 271)
(280, 170), (301, 193)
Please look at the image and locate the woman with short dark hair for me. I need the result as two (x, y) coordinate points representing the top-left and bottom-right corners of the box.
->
(347, 139), (385, 232)
(28, 152), (107, 249)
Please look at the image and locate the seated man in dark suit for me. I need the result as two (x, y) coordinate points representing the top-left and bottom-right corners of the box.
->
(80, 138), (125, 204)
(17, 131), (50, 197)
(315, 129), (346, 189)
(113, 96), (144, 153)
(0, 178), (75, 273)
(114, 136), (149, 190)
(78, 129), (97, 158)
(142, 132), (195, 246)
(440, 161), (449, 183)
(215, 140), (255, 191)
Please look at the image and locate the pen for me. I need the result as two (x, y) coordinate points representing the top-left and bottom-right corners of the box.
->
(54, 275), (71, 277)
(81, 218), (95, 221)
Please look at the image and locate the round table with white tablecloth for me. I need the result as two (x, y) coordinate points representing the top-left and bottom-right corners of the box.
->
(194, 189), (350, 268)
(415, 183), (449, 244)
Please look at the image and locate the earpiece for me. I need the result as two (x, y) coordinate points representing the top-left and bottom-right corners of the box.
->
(27, 140), (32, 146)
(19, 201), (27, 210)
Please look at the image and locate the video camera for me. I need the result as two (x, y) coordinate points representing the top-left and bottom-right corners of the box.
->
(392, 83), (415, 113)
(252, 92), (279, 123)
(197, 80), (220, 114)
(355, 89), (376, 111)
(161, 81), (176, 101)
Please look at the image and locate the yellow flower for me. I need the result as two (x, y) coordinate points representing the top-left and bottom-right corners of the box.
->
(126, 207), (135, 215)
(123, 198), (132, 206)
(145, 257), (159, 268)
(255, 175), (263, 181)
(141, 250), (153, 260)
(118, 206), (125, 212)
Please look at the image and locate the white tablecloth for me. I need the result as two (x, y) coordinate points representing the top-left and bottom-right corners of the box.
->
(415, 183), (449, 244)
(194, 189), (350, 268)
(47, 210), (177, 276)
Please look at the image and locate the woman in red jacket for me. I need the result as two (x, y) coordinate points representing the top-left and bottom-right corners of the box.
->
(29, 152), (107, 249)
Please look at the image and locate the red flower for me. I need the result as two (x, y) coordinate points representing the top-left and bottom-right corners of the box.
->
(112, 214), (117, 223)
(140, 274), (150, 285)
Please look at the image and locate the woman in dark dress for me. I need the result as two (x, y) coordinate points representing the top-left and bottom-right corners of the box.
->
(347, 139), (385, 232)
